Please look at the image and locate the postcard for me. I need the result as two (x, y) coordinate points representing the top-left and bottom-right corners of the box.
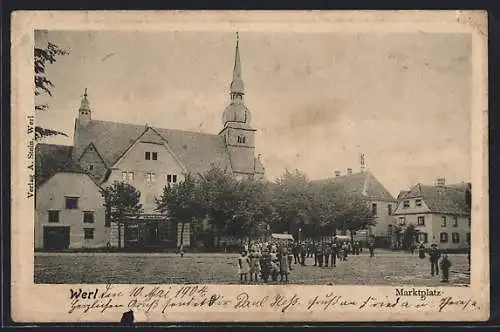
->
(11, 10), (488, 322)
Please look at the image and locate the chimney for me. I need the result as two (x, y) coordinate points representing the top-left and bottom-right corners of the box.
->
(347, 168), (352, 175)
(436, 177), (446, 186)
(334, 170), (341, 177)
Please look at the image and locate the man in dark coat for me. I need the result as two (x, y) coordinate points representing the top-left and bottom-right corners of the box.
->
(429, 243), (441, 276)
(299, 242), (307, 266)
(330, 241), (337, 267)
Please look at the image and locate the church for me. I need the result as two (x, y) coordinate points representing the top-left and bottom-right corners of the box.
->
(35, 35), (265, 251)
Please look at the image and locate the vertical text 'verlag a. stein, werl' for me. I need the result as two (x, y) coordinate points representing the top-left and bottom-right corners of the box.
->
(26, 115), (35, 198)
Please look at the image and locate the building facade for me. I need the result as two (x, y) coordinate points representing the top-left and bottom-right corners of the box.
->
(314, 169), (397, 247)
(392, 179), (471, 250)
(35, 35), (265, 250)
(35, 171), (107, 250)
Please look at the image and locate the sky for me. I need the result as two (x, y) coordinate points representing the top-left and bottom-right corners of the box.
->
(35, 30), (472, 196)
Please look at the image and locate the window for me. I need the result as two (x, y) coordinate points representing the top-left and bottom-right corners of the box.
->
(237, 135), (246, 144)
(88, 164), (94, 171)
(452, 216), (458, 227)
(441, 216), (447, 227)
(122, 171), (134, 182)
(145, 152), (151, 160)
(84, 228), (94, 240)
(48, 210), (59, 223)
(65, 196), (79, 209)
(388, 204), (392, 216)
(466, 232), (471, 244)
(415, 199), (422, 207)
(146, 173), (156, 183)
(468, 217), (471, 227)
(372, 203), (377, 216)
(167, 174), (178, 184)
(452, 232), (460, 243)
(418, 232), (428, 243)
(88, 146), (94, 152)
(417, 216), (425, 226)
(403, 200), (410, 209)
(152, 152), (158, 160)
(399, 217), (406, 225)
(83, 211), (94, 224)
(440, 232), (448, 243)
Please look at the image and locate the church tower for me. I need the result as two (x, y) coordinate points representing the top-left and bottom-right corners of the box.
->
(219, 33), (257, 180)
(78, 88), (92, 127)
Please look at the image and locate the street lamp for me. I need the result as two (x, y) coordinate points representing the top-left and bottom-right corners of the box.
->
(298, 228), (302, 243)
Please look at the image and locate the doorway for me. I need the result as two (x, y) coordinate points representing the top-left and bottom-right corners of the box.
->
(43, 226), (70, 250)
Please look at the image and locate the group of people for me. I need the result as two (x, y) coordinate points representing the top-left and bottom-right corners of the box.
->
(417, 243), (452, 282)
(236, 237), (376, 283)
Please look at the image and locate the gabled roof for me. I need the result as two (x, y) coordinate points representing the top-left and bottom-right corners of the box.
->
(74, 119), (232, 176)
(402, 182), (470, 215)
(313, 171), (396, 202)
(35, 143), (87, 188)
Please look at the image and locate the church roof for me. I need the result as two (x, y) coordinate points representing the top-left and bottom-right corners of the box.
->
(74, 119), (232, 176)
(313, 171), (396, 202)
(35, 143), (87, 188)
(397, 182), (470, 215)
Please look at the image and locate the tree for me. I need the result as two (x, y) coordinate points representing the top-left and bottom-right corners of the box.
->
(402, 223), (418, 251)
(332, 191), (376, 243)
(198, 166), (239, 233)
(229, 178), (272, 243)
(102, 181), (143, 249)
(155, 173), (205, 247)
(34, 40), (69, 139)
(270, 169), (316, 237)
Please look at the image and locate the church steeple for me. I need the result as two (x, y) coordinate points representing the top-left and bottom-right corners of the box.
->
(222, 33), (251, 127)
(230, 32), (245, 102)
(78, 88), (92, 126)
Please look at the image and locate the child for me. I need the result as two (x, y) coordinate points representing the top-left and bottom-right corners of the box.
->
(238, 250), (250, 283)
(440, 255), (451, 283)
(249, 250), (261, 282)
(279, 252), (289, 283)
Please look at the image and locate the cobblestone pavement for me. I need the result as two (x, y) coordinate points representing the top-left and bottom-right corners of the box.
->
(34, 251), (470, 286)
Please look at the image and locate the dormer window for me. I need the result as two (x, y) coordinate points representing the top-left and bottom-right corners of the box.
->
(415, 199), (422, 207)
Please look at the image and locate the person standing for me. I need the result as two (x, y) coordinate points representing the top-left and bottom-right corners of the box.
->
(292, 242), (300, 264)
(418, 243), (426, 259)
(238, 250), (250, 283)
(279, 252), (289, 283)
(429, 243), (441, 276)
(330, 241), (337, 267)
(299, 242), (307, 266)
(249, 249), (261, 282)
(324, 242), (331, 267)
(440, 254), (451, 283)
(313, 242), (319, 266)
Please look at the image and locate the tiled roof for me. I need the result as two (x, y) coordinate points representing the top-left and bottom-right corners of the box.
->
(74, 119), (232, 176)
(35, 143), (86, 188)
(403, 183), (470, 215)
(313, 171), (396, 202)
